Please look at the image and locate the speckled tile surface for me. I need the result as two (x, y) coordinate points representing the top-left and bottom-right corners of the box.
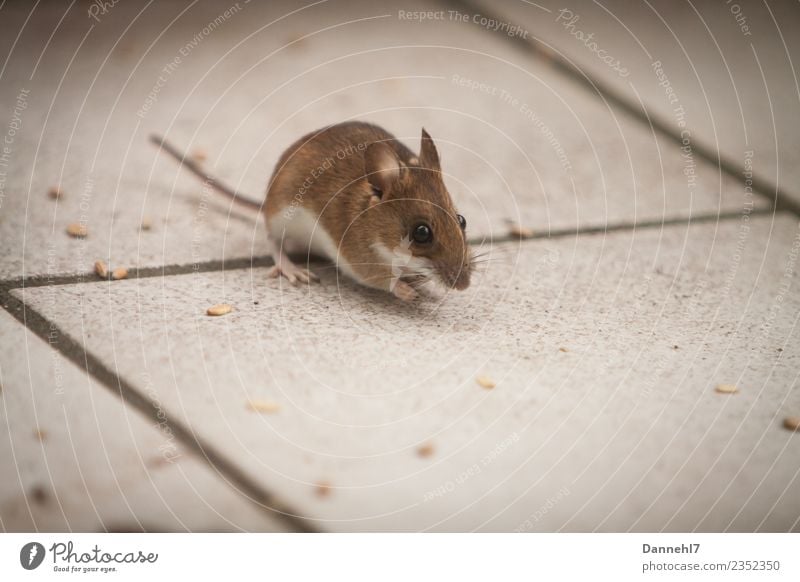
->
(0, 0), (759, 280)
(471, 0), (800, 205)
(14, 213), (800, 531)
(0, 310), (283, 532)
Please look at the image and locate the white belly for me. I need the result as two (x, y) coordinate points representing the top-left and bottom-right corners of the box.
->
(268, 207), (360, 282)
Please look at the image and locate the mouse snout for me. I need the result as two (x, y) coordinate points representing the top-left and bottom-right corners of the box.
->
(452, 268), (471, 290)
(440, 253), (472, 290)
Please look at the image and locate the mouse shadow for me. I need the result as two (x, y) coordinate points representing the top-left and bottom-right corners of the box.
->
(300, 260), (454, 322)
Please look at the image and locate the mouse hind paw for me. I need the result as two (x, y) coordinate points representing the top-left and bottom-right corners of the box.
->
(267, 258), (318, 285)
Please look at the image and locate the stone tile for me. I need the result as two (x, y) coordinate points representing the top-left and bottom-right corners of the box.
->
(0, 310), (283, 532)
(471, 0), (800, 205)
(0, 0), (758, 279)
(15, 213), (800, 531)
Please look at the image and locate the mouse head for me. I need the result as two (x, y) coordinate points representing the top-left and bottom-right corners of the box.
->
(364, 128), (472, 291)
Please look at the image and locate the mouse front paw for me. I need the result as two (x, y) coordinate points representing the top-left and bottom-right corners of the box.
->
(391, 280), (418, 302)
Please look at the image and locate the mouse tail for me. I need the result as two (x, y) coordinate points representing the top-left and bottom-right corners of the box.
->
(149, 134), (263, 212)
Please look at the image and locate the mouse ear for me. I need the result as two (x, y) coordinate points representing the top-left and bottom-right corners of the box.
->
(419, 128), (441, 172)
(364, 141), (401, 196)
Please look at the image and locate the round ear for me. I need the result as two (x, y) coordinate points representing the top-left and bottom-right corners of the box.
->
(364, 142), (401, 196)
(419, 128), (441, 171)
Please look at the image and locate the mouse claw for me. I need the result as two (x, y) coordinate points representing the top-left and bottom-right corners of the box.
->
(266, 262), (317, 286)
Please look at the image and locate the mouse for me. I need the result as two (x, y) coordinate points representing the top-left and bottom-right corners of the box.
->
(150, 121), (473, 301)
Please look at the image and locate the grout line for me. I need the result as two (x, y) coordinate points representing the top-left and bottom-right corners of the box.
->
(442, 0), (800, 218)
(471, 208), (776, 247)
(0, 207), (775, 291)
(0, 287), (319, 533)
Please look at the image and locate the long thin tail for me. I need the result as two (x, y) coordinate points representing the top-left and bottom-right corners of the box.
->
(149, 134), (263, 212)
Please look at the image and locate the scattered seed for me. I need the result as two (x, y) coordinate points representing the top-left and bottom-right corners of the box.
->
(417, 443), (435, 458)
(507, 222), (534, 239)
(191, 148), (207, 162)
(315, 481), (332, 498)
(66, 223), (88, 238)
(783, 416), (800, 432)
(207, 303), (232, 316)
(285, 33), (308, 49)
(48, 186), (63, 200)
(559, 347), (569, 353)
(247, 399), (281, 414)
(111, 267), (129, 280)
(30, 485), (48, 505)
(476, 375), (496, 389)
(408, 156), (419, 166)
(140, 217), (153, 231)
(715, 384), (739, 394)
(33, 429), (47, 442)
(94, 260), (109, 279)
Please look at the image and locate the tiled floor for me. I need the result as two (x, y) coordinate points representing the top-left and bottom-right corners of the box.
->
(1, 0), (798, 532)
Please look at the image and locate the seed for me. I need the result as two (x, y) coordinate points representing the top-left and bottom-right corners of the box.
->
(507, 222), (534, 239)
(715, 384), (739, 394)
(408, 156), (419, 166)
(783, 416), (800, 432)
(33, 429), (47, 442)
(559, 347), (569, 353)
(247, 399), (281, 414)
(30, 485), (48, 505)
(476, 375), (496, 389)
(140, 217), (152, 231)
(417, 443), (435, 458)
(94, 260), (109, 279)
(111, 267), (128, 280)
(285, 33), (308, 50)
(207, 303), (232, 316)
(66, 223), (87, 238)
(48, 186), (63, 199)
(192, 148), (207, 162)
(315, 481), (332, 497)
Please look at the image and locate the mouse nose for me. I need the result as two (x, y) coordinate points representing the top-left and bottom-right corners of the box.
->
(450, 261), (471, 290)
(453, 271), (471, 290)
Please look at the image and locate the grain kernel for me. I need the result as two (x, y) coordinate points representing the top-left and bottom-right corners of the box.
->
(94, 260), (109, 279)
(476, 375), (496, 389)
(417, 443), (435, 458)
(207, 303), (232, 316)
(559, 347), (569, 353)
(111, 267), (128, 280)
(715, 384), (739, 394)
(247, 399), (281, 414)
(192, 148), (207, 162)
(315, 481), (332, 497)
(66, 223), (87, 238)
(783, 416), (800, 432)
(140, 217), (152, 231)
(508, 222), (534, 239)
(48, 186), (63, 199)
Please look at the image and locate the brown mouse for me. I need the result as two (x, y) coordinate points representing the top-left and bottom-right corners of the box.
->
(151, 122), (473, 301)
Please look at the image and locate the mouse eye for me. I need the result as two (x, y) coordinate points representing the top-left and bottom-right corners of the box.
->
(457, 214), (466, 230)
(412, 223), (433, 244)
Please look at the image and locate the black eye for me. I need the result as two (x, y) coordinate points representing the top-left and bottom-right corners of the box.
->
(412, 223), (433, 244)
(457, 214), (466, 230)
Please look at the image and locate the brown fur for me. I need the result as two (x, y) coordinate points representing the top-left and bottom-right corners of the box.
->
(265, 122), (472, 292)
